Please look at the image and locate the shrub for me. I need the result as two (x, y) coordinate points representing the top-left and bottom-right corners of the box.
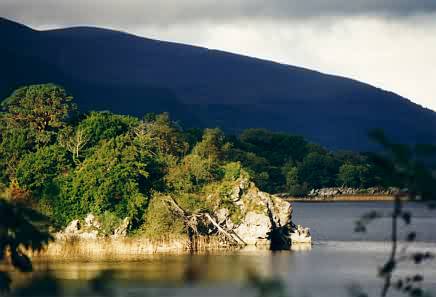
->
(97, 211), (123, 236)
(142, 194), (186, 238)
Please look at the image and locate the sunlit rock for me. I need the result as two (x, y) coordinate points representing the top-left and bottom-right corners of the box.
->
(289, 225), (312, 244)
(214, 176), (296, 247)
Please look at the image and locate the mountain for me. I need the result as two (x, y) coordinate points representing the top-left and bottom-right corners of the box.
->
(1, 17), (435, 150)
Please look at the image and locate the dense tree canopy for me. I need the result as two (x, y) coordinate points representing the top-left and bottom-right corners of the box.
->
(0, 84), (397, 231)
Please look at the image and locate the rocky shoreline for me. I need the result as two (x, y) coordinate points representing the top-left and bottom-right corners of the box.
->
(277, 186), (402, 201)
(33, 178), (312, 259)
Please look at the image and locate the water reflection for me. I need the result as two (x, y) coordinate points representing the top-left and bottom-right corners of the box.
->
(290, 243), (312, 252)
(8, 241), (436, 297)
(7, 202), (436, 297)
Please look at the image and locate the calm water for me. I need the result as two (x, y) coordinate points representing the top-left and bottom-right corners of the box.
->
(12, 202), (436, 297)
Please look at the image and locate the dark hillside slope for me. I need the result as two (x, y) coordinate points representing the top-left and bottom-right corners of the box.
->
(1, 17), (435, 149)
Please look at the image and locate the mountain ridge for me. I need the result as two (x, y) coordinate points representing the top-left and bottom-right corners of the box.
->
(1, 17), (435, 150)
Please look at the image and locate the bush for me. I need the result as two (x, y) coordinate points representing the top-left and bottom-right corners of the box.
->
(97, 211), (122, 236)
(222, 162), (243, 181)
(142, 194), (186, 238)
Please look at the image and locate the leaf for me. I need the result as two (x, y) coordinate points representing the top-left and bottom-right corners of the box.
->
(379, 260), (396, 276)
(407, 232), (417, 242)
(395, 280), (404, 290)
(354, 222), (366, 233)
(402, 212), (412, 225)
(413, 253), (424, 264)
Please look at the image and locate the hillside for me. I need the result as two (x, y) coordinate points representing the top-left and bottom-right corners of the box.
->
(1, 17), (435, 150)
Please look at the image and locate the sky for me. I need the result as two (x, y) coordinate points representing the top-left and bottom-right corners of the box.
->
(1, 0), (436, 111)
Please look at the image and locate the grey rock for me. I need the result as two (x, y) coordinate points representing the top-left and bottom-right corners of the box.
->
(234, 212), (272, 245)
(64, 219), (81, 234)
(306, 186), (401, 198)
(214, 177), (294, 246)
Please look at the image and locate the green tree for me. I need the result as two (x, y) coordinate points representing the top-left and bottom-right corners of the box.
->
(15, 145), (72, 195)
(239, 129), (308, 165)
(0, 127), (36, 183)
(298, 152), (339, 189)
(192, 128), (229, 162)
(1, 84), (76, 145)
(337, 163), (371, 188)
(166, 154), (218, 193)
(53, 134), (151, 226)
(282, 164), (308, 196)
(137, 113), (188, 158)
(74, 111), (139, 149)
(58, 126), (90, 163)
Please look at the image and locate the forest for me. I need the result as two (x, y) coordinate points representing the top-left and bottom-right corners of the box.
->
(0, 84), (398, 234)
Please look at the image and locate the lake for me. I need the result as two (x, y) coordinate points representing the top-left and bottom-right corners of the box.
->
(11, 202), (436, 297)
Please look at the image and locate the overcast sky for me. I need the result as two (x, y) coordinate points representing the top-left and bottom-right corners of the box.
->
(1, 0), (436, 111)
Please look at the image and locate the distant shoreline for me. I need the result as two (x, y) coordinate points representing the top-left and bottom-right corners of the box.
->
(283, 195), (400, 202)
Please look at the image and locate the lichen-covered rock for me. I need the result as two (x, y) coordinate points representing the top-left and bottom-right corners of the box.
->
(214, 177), (294, 246)
(59, 214), (130, 239)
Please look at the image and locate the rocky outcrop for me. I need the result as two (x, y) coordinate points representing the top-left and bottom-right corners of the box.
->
(58, 178), (310, 249)
(57, 214), (130, 240)
(211, 177), (305, 248)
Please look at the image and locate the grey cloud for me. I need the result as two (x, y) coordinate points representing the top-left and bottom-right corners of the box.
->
(1, 0), (436, 28)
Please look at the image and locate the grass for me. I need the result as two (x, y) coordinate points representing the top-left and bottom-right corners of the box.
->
(29, 235), (233, 261)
